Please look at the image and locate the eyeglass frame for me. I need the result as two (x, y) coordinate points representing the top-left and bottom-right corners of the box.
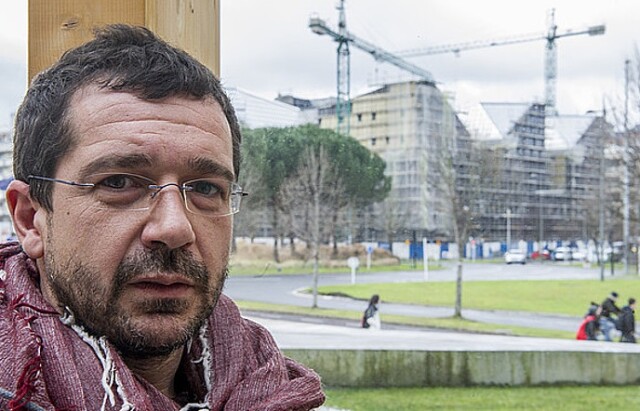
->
(27, 173), (248, 217)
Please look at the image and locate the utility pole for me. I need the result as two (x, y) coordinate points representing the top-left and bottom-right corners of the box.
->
(538, 188), (544, 244)
(506, 208), (512, 249)
(623, 59), (630, 275)
(599, 102), (606, 281)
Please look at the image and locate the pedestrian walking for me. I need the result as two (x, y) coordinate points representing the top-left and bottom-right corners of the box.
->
(361, 294), (381, 330)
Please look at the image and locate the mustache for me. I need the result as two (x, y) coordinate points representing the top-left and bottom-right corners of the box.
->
(114, 247), (210, 286)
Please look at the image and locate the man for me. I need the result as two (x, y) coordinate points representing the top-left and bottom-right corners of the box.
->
(0, 25), (324, 410)
(598, 291), (622, 342)
(619, 298), (637, 343)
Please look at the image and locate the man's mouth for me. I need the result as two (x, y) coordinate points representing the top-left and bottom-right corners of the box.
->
(127, 275), (195, 298)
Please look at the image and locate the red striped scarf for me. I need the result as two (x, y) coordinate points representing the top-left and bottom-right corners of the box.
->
(0, 242), (325, 410)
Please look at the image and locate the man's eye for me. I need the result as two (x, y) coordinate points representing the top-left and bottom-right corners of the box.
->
(96, 174), (141, 190)
(187, 180), (222, 197)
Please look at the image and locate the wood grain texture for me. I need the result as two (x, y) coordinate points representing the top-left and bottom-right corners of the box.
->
(28, 0), (219, 81)
(146, 0), (220, 75)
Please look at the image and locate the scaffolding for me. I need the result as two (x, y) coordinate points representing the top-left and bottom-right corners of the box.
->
(318, 80), (611, 246)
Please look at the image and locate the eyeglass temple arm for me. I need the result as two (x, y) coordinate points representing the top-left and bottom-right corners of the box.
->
(27, 175), (94, 188)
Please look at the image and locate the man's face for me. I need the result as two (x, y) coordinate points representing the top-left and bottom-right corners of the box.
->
(37, 85), (234, 358)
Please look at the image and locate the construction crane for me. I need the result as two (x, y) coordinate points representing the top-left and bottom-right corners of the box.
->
(309, 0), (434, 135)
(394, 9), (605, 115)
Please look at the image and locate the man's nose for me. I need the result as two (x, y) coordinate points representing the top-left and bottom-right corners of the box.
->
(140, 186), (196, 250)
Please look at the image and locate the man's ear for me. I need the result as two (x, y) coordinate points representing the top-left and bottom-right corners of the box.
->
(6, 180), (45, 259)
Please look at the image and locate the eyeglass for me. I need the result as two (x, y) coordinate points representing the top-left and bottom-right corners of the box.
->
(27, 173), (248, 217)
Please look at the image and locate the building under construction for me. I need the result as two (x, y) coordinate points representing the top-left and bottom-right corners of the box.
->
(304, 0), (611, 248)
(315, 80), (611, 246)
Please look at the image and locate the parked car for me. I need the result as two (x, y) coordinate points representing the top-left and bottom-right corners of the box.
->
(570, 249), (586, 261)
(531, 249), (551, 260)
(504, 249), (526, 264)
(552, 247), (572, 261)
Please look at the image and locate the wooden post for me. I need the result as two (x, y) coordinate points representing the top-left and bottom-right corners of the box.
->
(28, 0), (220, 81)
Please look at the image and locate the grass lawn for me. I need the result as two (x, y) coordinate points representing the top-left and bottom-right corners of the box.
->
(228, 261), (445, 276)
(317, 278), (640, 317)
(323, 386), (640, 410)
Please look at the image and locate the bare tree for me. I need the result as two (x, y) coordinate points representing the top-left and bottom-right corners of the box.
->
(278, 145), (345, 308)
(433, 107), (479, 318)
(235, 152), (267, 243)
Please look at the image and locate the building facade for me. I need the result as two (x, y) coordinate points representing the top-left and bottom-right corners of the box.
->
(318, 81), (471, 241)
(316, 80), (611, 245)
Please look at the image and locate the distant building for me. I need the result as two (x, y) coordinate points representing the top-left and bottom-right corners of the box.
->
(227, 80), (615, 247)
(313, 80), (611, 245)
(226, 87), (312, 129)
(318, 80), (470, 241)
(463, 102), (609, 244)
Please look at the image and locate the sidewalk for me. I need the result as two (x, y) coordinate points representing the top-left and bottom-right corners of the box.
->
(248, 315), (640, 353)
(289, 291), (583, 332)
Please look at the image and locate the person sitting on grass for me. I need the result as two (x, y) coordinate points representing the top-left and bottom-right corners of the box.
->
(576, 302), (599, 341)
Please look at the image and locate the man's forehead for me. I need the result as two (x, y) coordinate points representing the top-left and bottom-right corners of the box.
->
(60, 83), (234, 177)
(67, 82), (229, 131)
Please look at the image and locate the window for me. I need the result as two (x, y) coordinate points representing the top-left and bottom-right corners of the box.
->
(372, 112), (377, 120)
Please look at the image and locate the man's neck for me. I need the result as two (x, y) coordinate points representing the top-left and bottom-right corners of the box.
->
(123, 349), (184, 399)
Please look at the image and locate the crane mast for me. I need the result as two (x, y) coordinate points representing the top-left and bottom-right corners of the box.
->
(310, 0), (434, 135)
(394, 9), (605, 115)
(336, 0), (350, 136)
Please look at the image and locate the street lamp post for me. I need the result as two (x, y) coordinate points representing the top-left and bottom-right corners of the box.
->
(506, 208), (512, 249)
(539, 189), (544, 244)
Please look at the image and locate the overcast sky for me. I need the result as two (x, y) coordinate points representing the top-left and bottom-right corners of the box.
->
(0, 1), (638, 129)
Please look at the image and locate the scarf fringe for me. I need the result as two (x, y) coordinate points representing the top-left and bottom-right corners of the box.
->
(62, 310), (135, 411)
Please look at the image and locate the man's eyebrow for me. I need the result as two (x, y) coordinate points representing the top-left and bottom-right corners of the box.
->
(78, 154), (154, 177)
(189, 157), (235, 182)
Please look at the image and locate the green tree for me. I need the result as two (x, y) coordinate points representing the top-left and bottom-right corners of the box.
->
(239, 127), (305, 262)
(295, 125), (391, 253)
(238, 125), (390, 260)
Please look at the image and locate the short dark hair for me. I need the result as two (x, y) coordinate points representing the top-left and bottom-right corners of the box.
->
(630, 298), (636, 306)
(13, 24), (241, 210)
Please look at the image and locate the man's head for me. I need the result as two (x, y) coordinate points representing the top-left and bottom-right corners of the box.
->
(13, 24), (241, 211)
(630, 298), (636, 308)
(7, 25), (241, 359)
(611, 291), (619, 300)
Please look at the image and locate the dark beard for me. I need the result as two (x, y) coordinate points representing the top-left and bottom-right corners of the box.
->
(47, 246), (227, 359)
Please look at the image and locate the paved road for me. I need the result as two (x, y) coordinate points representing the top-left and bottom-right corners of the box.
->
(250, 315), (640, 352)
(225, 261), (622, 333)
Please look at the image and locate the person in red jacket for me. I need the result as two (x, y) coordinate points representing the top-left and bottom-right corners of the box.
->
(576, 302), (600, 340)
